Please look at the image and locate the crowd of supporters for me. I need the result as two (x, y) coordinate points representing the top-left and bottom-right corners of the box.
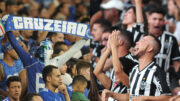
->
(1, 0), (180, 101)
(90, 0), (180, 101)
(0, 0), (90, 101)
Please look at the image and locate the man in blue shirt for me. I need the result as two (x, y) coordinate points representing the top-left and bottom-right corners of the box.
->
(0, 41), (23, 97)
(2, 76), (21, 101)
(7, 31), (47, 97)
(39, 65), (70, 101)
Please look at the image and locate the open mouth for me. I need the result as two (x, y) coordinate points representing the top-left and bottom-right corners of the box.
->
(154, 26), (161, 30)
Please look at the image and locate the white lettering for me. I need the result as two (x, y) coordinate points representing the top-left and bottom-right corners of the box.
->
(34, 18), (43, 30)
(77, 24), (87, 37)
(62, 21), (67, 33)
(44, 19), (53, 31)
(67, 22), (77, 34)
(13, 17), (23, 29)
(36, 73), (45, 93)
(54, 20), (62, 32)
(23, 17), (33, 29)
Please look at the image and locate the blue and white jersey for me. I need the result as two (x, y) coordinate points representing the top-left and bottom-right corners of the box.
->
(39, 88), (63, 101)
(2, 96), (10, 101)
(7, 32), (45, 93)
(26, 59), (45, 93)
(0, 61), (22, 91)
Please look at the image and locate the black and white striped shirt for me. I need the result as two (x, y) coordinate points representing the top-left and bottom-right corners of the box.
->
(90, 40), (104, 68)
(110, 53), (138, 82)
(155, 31), (180, 71)
(129, 61), (171, 100)
(108, 53), (138, 101)
(127, 23), (145, 46)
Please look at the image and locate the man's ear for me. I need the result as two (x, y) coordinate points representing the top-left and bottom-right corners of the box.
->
(7, 50), (11, 54)
(119, 40), (124, 46)
(79, 69), (83, 75)
(47, 76), (51, 82)
(147, 45), (153, 53)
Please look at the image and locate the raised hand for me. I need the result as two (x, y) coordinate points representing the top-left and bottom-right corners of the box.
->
(109, 30), (120, 49)
(101, 89), (112, 101)
(58, 84), (68, 95)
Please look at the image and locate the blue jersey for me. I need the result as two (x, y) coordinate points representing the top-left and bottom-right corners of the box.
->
(0, 36), (4, 60)
(57, 86), (71, 101)
(18, 35), (37, 57)
(2, 96), (10, 101)
(67, 83), (89, 98)
(39, 88), (63, 101)
(7, 32), (45, 93)
(14, 59), (24, 70)
(0, 61), (22, 91)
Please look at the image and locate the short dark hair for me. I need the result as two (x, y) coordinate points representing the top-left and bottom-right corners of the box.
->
(52, 42), (67, 58)
(23, 93), (41, 101)
(147, 34), (161, 55)
(42, 65), (58, 83)
(72, 75), (87, 86)
(148, 5), (166, 16)
(93, 19), (112, 33)
(6, 0), (17, 7)
(126, 6), (136, 16)
(119, 29), (134, 49)
(54, 42), (67, 53)
(6, 76), (21, 87)
(47, 32), (57, 39)
(76, 61), (91, 75)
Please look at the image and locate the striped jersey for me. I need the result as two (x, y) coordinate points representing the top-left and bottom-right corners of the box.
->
(110, 53), (138, 82)
(129, 61), (171, 100)
(155, 31), (180, 71)
(127, 23), (145, 46)
(108, 53), (138, 101)
(90, 40), (104, 68)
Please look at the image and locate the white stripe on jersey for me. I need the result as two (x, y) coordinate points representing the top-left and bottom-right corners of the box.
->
(155, 31), (180, 71)
(144, 66), (157, 95)
(127, 23), (145, 43)
(130, 62), (156, 96)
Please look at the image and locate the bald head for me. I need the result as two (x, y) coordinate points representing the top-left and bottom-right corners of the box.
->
(147, 34), (161, 56)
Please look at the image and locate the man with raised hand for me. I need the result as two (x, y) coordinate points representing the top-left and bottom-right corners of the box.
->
(39, 65), (70, 101)
(94, 30), (138, 101)
(108, 35), (171, 101)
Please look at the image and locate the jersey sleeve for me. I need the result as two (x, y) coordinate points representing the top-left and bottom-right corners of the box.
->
(39, 92), (51, 101)
(171, 36), (180, 61)
(153, 67), (171, 95)
(132, 23), (145, 33)
(7, 31), (34, 67)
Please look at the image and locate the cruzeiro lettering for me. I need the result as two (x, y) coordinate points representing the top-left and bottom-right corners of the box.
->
(12, 16), (89, 38)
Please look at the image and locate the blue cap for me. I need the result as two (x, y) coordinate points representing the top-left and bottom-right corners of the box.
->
(2, 42), (13, 53)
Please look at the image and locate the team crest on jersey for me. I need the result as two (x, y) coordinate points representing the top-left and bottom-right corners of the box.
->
(163, 41), (169, 49)
(140, 81), (146, 90)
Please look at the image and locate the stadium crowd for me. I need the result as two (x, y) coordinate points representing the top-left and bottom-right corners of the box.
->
(90, 0), (180, 101)
(1, 0), (180, 101)
(0, 0), (90, 101)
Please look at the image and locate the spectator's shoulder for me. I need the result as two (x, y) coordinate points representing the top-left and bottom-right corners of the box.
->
(39, 88), (49, 94)
(163, 31), (176, 39)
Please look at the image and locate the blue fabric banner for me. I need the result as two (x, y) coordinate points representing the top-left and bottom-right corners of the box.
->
(1, 15), (90, 38)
